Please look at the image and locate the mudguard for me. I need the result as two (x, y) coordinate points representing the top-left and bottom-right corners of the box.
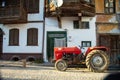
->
(85, 46), (108, 56)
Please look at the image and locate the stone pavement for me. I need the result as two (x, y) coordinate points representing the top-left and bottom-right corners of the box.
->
(0, 61), (120, 80)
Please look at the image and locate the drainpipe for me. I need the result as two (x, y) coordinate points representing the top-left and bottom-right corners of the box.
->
(42, 0), (46, 62)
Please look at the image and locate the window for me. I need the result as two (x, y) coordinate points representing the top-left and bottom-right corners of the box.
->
(27, 28), (38, 46)
(81, 22), (89, 29)
(82, 41), (91, 47)
(9, 29), (19, 46)
(0, 0), (5, 7)
(104, 0), (115, 13)
(24, 0), (39, 13)
(73, 20), (89, 29)
(73, 20), (79, 29)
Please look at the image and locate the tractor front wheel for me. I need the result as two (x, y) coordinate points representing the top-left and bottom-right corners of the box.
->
(55, 59), (68, 71)
(86, 50), (109, 72)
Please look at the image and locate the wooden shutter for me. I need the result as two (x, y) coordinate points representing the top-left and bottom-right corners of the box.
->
(95, 0), (104, 13)
(27, 28), (38, 46)
(116, 0), (120, 12)
(9, 29), (19, 46)
(25, 0), (39, 13)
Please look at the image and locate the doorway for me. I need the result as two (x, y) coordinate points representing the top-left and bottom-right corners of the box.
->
(99, 35), (120, 65)
(47, 31), (67, 61)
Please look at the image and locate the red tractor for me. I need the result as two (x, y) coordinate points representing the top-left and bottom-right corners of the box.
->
(53, 46), (109, 72)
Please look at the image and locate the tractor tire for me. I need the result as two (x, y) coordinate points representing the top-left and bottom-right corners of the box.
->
(86, 50), (109, 72)
(55, 59), (68, 71)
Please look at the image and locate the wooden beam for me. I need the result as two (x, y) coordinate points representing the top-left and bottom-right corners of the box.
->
(57, 15), (62, 28)
(56, 8), (62, 28)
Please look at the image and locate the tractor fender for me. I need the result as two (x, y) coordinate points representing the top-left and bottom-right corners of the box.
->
(85, 46), (108, 56)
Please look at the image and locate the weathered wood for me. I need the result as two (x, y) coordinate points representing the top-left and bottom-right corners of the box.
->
(116, 0), (120, 12)
(57, 15), (62, 28)
(97, 24), (118, 33)
(45, 0), (95, 17)
(22, 59), (26, 68)
(0, 0), (27, 24)
(95, 0), (104, 13)
(98, 35), (120, 66)
(96, 15), (114, 22)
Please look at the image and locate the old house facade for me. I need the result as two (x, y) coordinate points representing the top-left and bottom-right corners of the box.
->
(44, 0), (96, 62)
(95, 0), (120, 66)
(0, 0), (44, 61)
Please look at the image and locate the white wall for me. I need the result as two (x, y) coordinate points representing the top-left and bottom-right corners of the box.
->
(1, 23), (43, 53)
(44, 16), (96, 61)
(45, 17), (96, 47)
(62, 17), (96, 47)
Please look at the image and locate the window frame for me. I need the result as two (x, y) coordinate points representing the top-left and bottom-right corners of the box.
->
(81, 41), (91, 47)
(73, 20), (89, 29)
(81, 21), (89, 29)
(9, 29), (19, 46)
(73, 20), (79, 29)
(27, 28), (38, 46)
(104, 0), (115, 14)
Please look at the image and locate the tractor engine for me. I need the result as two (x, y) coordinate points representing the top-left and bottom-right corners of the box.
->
(62, 53), (79, 64)
(54, 47), (81, 62)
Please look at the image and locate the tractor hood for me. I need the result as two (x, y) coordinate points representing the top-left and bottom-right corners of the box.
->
(54, 47), (81, 60)
(54, 47), (81, 54)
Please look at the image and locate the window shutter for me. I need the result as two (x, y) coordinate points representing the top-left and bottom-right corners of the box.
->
(27, 28), (38, 46)
(95, 0), (104, 13)
(9, 29), (19, 46)
(116, 0), (120, 12)
(25, 0), (39, 13)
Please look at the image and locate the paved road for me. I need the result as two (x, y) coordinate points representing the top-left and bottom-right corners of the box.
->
(0, 61), (119, 80)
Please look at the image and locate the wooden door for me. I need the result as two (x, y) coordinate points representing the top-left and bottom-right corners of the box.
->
(110, 35), (120, 65)
(99, 35), (120, 65)
(99, 35), (110, 47)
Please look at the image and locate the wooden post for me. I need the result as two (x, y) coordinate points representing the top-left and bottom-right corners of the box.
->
(56, 8), (62, 28)
(22, 59), (26, 68)
(57, 15), (62, 28)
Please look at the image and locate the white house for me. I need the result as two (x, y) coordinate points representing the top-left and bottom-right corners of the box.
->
(0, 0), (44, 61)
(44, 0), (96, 62)
(44, 16), (96, 62)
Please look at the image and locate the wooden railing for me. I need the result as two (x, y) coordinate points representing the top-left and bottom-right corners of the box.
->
(0, 5), (27, 23)
(0, 5), (21, 18)
(45, 0), (95, 17)
(62, 0), (94, 5)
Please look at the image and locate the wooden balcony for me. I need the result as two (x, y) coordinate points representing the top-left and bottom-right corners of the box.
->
(0, 5), (27, 24)
(45, 0), (95, 17)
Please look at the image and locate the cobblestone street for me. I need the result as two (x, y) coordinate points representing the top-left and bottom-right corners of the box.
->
(0, 61), (119, 80)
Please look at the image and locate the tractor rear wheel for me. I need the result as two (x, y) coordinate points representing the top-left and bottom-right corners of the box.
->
(86, 50), (109, 72)
(55, 59), (68, 71)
